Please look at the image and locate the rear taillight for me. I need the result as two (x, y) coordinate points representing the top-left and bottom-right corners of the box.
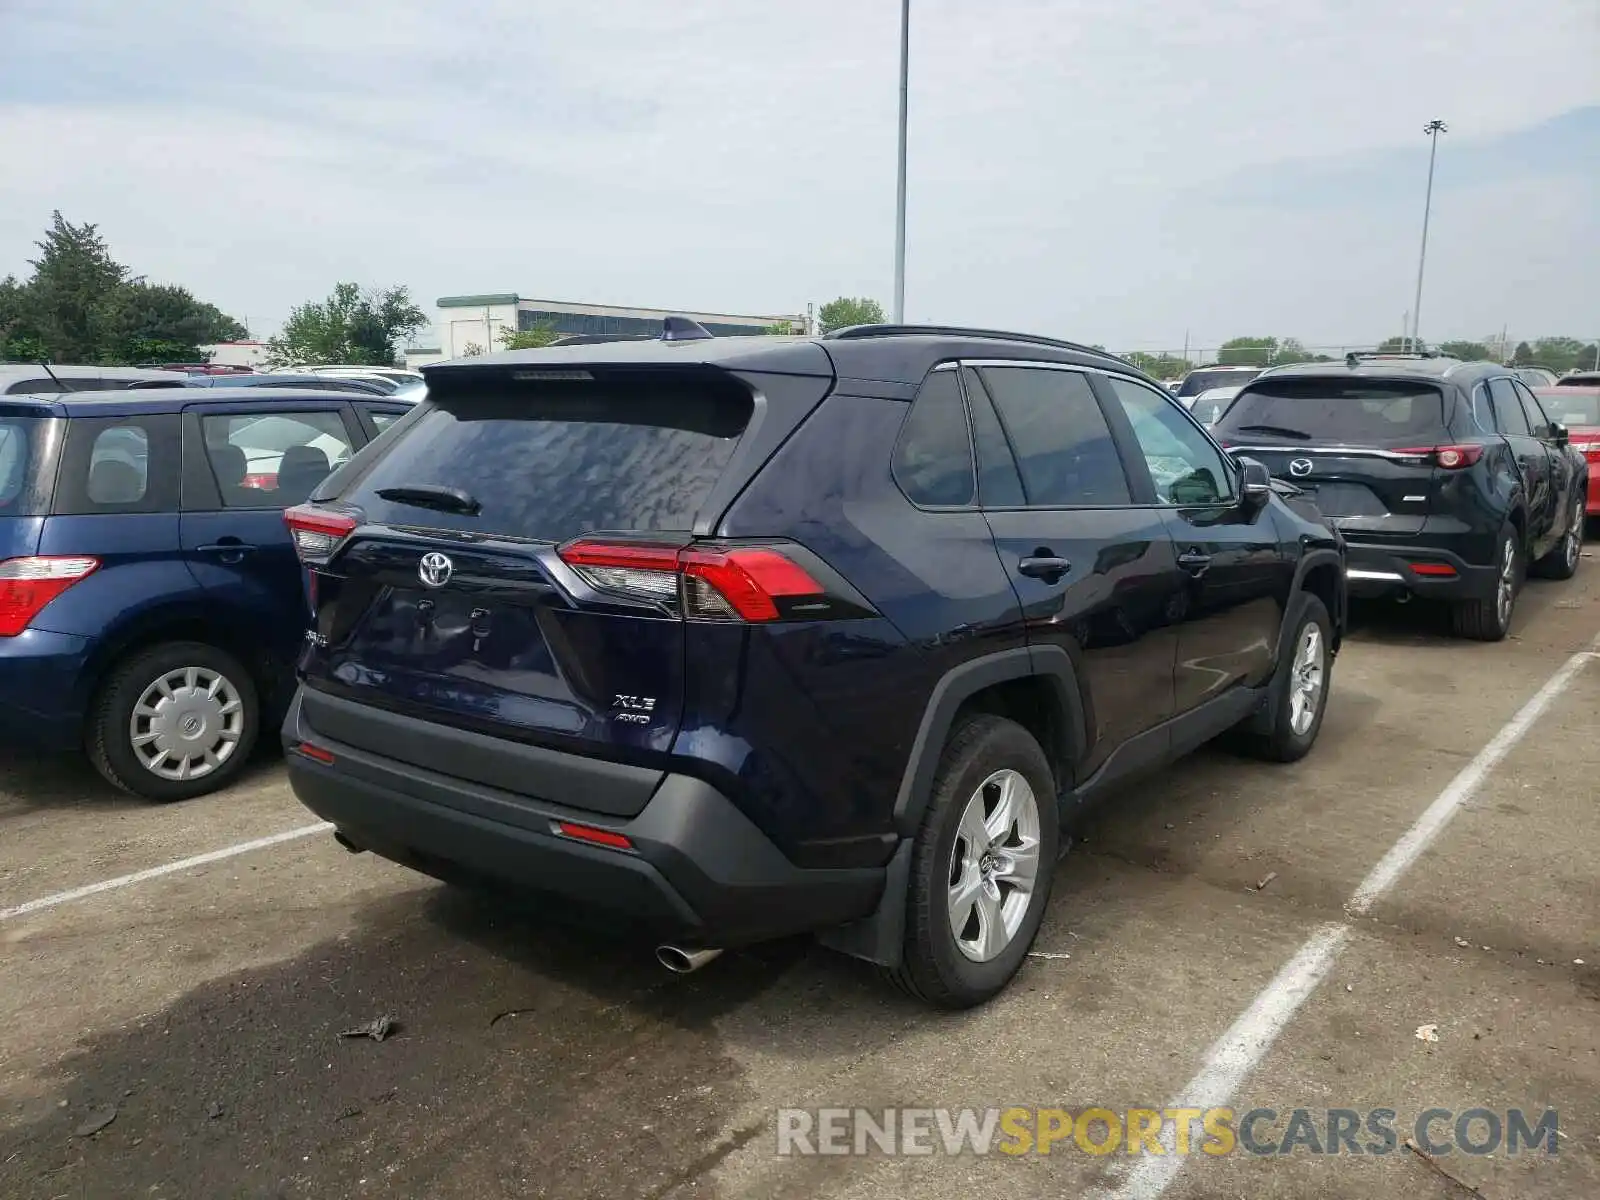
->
(0, 556), (100, 637)
(284, 505), (358, 565)
(1573, 440), (1600, 463)
(1392, 444), (1485, 469)
(557, 539), (831, 622)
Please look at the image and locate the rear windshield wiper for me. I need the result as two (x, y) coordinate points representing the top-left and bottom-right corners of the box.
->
(374, 483), (481, 515)
(1233, 423), (1313, 440)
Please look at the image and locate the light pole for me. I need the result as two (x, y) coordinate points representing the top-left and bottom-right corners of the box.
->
(1410, 119), (1447, 352)
(892, 0), (910, 323)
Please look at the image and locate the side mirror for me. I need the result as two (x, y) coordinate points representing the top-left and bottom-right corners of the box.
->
(1237, 455), (1273, 508)
(1551, 421), (1570, 447)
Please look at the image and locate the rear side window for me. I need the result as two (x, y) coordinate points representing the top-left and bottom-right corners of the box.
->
(1487, 379), (1531, 436)
(981, 367), (1130, 506)
(3, 377), (63, 395)
(87, 426), (149, 504)
(893, 370), (974, 507)
(1216, 379), (1446, 443)
(52, 415), (181, 515)
(202, 411), (355, 508)
(345, 375), (753, 542)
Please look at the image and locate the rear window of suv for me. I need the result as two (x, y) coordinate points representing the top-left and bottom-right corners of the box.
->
(342, 375), (753, 542)
(1215, 379), (1446, 443)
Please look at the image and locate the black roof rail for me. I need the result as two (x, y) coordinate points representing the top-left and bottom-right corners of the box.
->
(823, 323), (1134, 366)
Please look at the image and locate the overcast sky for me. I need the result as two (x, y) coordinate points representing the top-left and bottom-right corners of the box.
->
(1, 0), (1596, 353)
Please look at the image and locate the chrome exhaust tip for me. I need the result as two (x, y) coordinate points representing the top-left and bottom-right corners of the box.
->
(656, 945), (723, 974)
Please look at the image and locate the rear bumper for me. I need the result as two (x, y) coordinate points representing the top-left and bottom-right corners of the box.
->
(0, 629), (93, 749)
(1343, 541), (1497, 600)
(1587, 472), (1600, 517)
(281, 688), (885, 947)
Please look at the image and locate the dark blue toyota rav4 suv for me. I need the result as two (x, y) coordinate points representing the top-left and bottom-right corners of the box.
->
(282, 325), (1346, 1006)
(0, 386), (408, 799)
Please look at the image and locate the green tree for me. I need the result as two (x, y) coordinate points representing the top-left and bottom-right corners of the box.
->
(1529, 337), (1591, 374)
(818, 297), (885, 334)
(1217, 336), (1278, 366)
(1438, 340), (1492, 362)
(1124, 351), (1193, 379)
(24, 211), (128, 362)
(267, 282), (426, 367)
(1271, 338), (1317, 366)
(1510, 341), (1534, 366)
(103, 282), (247, 363)
(497, 323), (561, 351)
(1, 214), (247, 364)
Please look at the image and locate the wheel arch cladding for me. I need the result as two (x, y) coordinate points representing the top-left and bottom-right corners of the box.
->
(1293, 550), (1345, 649)
(891, 646), (1086, 836)
(822, 647), (1085, 969)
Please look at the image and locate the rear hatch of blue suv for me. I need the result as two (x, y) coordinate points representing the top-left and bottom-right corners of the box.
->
(0, 404), (97, 744)
(282, 346), (890, 950)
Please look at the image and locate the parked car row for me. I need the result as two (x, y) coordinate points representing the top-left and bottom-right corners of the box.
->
(1, 327), (1586, 1010)
(1209, 352), (1589, 639)
(0, 375), (414, 799)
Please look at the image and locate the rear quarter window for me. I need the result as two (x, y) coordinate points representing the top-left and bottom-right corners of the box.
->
(1216, 379), (1447, 443)
(341, 374), (753, 542)
(51, 415), (182, 515)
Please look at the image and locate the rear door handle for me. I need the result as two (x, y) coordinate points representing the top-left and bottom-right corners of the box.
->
(1018, 554), (1072, 582)
(1178, 550), (1212, 575)
(197, 541), (258, 563)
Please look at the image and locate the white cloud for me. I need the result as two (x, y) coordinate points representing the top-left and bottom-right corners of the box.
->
(0, 0), (1595, 350)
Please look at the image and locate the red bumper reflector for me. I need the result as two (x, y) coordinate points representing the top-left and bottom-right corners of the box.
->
(297, 742), (336, 764)
(553, 821), (634, 851)
(1408, 562), (1457, 577)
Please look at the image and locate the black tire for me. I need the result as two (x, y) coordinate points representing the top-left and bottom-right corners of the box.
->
(881, 714), (1059, 1009)
(1531, 492), (1585, 581)
(1238, 592), (1334, 763)
(88, 641), (260, 802)
(1451, 523), (1521, 641)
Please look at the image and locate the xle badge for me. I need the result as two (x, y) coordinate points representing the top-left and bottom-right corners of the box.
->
(613, 695), (657, 725)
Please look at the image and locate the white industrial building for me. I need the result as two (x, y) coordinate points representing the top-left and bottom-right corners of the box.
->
(405, 294), (806, 369)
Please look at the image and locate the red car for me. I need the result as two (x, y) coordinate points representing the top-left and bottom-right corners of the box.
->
(1536, 386), (1600, 516)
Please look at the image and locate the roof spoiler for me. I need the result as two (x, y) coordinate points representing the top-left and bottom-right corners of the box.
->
(1345, 350), (1447, 367)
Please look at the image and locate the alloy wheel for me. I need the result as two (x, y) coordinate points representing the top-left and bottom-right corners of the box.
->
(1496, 538), (1517, 628)
(1288, 622), (1326, 737)
(947, 768), (1042, 963)
(129, 666), (245, 781)
(1565, 499), (1584, 571)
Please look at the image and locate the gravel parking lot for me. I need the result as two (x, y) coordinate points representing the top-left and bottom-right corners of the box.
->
(3, 576), (1598, 1200)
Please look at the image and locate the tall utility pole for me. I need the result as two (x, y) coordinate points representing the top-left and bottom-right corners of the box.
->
(892, 0), (910, 323)
(1410, 119), (1448, 352)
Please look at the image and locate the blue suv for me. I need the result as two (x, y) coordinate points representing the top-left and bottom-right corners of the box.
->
(282, 325), (1346, 1006)
(0, 386), (409, 799)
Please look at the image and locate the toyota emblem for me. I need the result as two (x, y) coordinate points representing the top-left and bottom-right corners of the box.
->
(1288, 458), (1314, 477)
(418, 552), (454, 588)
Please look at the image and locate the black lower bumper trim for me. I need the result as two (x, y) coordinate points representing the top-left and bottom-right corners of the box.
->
(1343, 541), (1497, 599)
(283, 690), (885, 947)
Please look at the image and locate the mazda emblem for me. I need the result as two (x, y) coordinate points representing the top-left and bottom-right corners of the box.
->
(1288, 458), (1314, 478)
(418, 552), (454, 588)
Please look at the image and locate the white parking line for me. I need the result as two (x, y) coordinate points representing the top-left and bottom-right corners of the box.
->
(0, 822), (333, 923)
(1109, 636), (1599, 1200)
